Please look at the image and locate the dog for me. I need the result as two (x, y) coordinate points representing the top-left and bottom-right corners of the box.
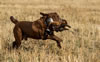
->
(40, 12), (71, 31)
(10, 12), (71, 49)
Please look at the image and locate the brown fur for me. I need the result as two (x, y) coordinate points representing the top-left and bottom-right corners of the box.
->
(10, 12), (65, 49)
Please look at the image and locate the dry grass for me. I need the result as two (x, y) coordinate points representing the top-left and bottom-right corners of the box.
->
(0, 0), (100, 62)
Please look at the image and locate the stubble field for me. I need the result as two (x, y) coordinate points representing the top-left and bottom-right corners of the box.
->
(0, 0), (100, 62)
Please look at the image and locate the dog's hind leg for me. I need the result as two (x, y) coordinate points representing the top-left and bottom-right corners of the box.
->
(13, 26), (22, 49)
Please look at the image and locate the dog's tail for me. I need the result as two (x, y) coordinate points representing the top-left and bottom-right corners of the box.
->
(10, 16), (18, 24)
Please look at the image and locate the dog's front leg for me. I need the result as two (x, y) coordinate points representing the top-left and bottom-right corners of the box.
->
(39, 29), (47, 40)
(47, 35), (62, 48)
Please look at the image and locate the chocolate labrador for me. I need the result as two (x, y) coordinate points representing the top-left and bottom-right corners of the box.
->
(10, 12), (71, 49)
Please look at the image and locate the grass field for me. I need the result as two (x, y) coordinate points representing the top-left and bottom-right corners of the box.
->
(0, 0), (100, 62)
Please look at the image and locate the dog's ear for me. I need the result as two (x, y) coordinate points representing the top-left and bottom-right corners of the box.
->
(40, 12), (48, 16)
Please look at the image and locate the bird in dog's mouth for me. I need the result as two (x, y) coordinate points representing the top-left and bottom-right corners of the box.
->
(57, 19), (71, 32)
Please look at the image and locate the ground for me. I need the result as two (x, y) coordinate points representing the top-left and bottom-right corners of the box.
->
(0, 0), (100, 62)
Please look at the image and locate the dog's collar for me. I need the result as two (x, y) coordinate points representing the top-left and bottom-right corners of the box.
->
(46, 18), (54, 23)
(45, 18), (54, 26)
(45, 28), (53, 35)
(44, 18), (54, 35)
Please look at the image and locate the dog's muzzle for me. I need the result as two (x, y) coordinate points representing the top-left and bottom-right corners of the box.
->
(57, 24), (71, 31)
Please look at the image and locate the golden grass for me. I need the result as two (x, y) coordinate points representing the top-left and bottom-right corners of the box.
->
(0, 0), (100, 62)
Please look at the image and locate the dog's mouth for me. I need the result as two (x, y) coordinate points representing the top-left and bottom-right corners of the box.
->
(52, 24), (71, 32)
(56, 24), (71, 32)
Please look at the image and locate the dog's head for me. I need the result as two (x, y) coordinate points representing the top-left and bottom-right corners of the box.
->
(40, 12), (62, 25)
(40, 12), (71, 32)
